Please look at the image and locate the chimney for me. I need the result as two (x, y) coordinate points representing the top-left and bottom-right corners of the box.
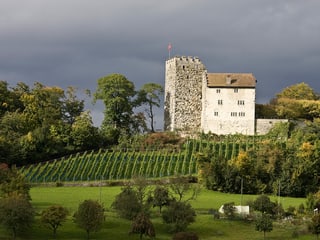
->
(226, 75), (231, 84)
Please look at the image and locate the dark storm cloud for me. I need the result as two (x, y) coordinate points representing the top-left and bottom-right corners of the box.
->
(1, 0), (320, 127)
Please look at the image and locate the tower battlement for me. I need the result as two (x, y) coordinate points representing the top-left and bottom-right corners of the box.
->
(167, 56), (202, 64)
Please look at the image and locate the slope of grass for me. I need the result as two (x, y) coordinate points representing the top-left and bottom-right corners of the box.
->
(0, 186), (314, 239)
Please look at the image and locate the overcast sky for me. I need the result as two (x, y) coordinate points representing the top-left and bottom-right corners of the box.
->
(1, 0), (320, 129)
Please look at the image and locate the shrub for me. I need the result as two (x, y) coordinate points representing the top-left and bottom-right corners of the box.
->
(56, 182), (64, 187)
(112, 186), (142, 220)
(222, 202), (236, 219)
(162, 200), (196, 233)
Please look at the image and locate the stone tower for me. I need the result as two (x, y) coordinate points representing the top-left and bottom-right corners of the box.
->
(164, 56), (206, 132)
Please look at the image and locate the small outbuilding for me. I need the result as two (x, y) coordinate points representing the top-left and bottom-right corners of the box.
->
(219, 205), (250, 216)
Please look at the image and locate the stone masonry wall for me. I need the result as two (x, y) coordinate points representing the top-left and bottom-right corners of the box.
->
(256, 119), (288, 135)
(164, 56), (206, 132)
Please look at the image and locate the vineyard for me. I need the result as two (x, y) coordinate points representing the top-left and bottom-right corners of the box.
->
(18, 138), (253, 183)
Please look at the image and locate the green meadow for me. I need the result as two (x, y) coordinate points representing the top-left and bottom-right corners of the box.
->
(0, 185), (315, 239)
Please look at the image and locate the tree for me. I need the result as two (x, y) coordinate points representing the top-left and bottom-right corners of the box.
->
(136, 83), (164, 132)
(130, 112), (148, 134)
(70, 111), (100, 150)
(273, 82), (319, 120)
(132, 176), (152, 207)
(306, 192), (320, 213)
(62, 86), (84, 125)
(94, 74), (136, 141)
(112, 186), (142, 220)
(41, 205), (68, 238)
(129, 212), (155, 240)
(73, 199), (104, 239)
(151, 185), (171, 213)
(0, 81), (25, 117)
(0, 167), (31, 200)
(276, 82), (318, 100)
(0, 111), (30, 165)
(169, 175), (200, 202)
(0, 193), (34, 239)
(16, 82), (70, 163)
(253, 195), (277, 215)
(229, 150), (257, 194)
(255, 103), (278, 119)
(162, 200), (196, 233)
(255, 213), (273, 240)
(20, 82), (65, 127)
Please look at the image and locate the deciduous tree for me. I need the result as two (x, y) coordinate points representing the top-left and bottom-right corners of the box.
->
(253, 195), (277, 215)
(0, 193), (34, 239)
(94, 74), (136, 141)
(169, 175), (200, 202)
(112, 186), (142, 220)
(41, 205), (68, 238)
(136, 83), (164, 132)
(130, 212), (155, 240)
(255, 213), (273, 240)
(151, 185), (170, 213)
(273, 82), (319, 120)
(162, 200), (196, 233)
(70, 111), (100, 150)
(0, 167), (31, 200)
(73, 199), (104, 239)
(62, 86), (84, 125)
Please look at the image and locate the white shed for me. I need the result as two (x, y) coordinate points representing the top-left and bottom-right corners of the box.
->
(219, 205), (250, 215)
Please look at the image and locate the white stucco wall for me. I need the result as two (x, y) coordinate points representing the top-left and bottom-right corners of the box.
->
(202, 85), (255, 135)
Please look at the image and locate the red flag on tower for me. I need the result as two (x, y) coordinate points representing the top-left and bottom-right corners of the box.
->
(168, 43), (172, 59)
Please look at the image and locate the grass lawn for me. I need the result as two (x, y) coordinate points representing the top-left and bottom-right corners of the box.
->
(0, 185), (315, 239)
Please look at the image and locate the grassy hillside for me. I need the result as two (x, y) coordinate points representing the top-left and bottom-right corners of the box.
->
(0, 186), (313, 239)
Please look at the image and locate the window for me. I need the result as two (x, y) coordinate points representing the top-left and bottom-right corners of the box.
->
(231, 112), (237, 117)
(239, 112), (245, 117)
(237, 100), (245, 105)
(214, 111), (218, 116)
(234, 88), (238, 93)
(218, 100), (223, 105)
(216, 89), (221, 93)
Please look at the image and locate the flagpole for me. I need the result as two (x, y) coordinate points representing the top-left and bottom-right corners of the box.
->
(168, 43), (172, 59)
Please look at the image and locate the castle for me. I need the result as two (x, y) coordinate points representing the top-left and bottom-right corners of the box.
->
(164, 56), (286, 135)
